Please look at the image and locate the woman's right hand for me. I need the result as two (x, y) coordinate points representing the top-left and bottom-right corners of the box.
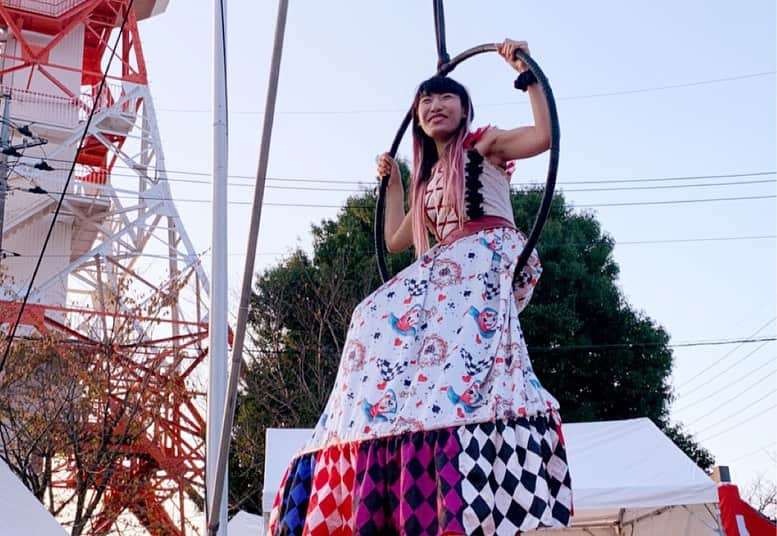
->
(377, 153), (401, 188)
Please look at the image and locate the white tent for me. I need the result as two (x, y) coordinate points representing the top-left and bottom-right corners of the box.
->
(525, 418), (721, 535)
(228, 509), (264, 536)
(262, 418), (722, 535)
(0, 459), (67, 536)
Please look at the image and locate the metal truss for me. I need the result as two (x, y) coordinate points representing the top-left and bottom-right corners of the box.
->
(0, 1), (210, 534)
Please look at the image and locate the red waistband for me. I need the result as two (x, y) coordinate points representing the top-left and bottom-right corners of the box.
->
(439, 216), (517, 246)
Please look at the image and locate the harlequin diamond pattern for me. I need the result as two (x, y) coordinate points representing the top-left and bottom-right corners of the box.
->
(458, 416), (572, 535)
(267, 416), (570, 535)
(350, 429), (467, 535)
(270, 454), (315, 536)
(303, 444), (357, 535)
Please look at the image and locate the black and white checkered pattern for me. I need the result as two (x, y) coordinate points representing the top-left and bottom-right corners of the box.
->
(478, 270), (501, 301)
(461, 348), (491, 376)
(456, 416), (572, 534)
(377, 358), (407, 381)
(403, 278), (429, 297)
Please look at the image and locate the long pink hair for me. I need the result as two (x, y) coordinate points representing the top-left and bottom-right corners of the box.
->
(409, 76), (473, 256)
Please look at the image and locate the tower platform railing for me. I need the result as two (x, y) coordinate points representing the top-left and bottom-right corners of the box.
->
(0, 0), (87, 17)
(1, 81), (133, 128)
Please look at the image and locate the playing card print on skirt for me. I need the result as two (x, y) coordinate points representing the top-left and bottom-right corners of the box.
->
(268, 227), (572, 535)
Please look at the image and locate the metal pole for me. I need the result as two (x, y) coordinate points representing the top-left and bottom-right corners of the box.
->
(0, 93), (10, 258)
(206, 0), (228, 533)
(207, 0), (288, 533)
(432, 0), (450, 69)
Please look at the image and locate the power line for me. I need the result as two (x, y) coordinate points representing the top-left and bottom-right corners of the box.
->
(528, 336), (776, 354)
(3, 234), (773, 261)
(14, 172), (776, 205)
(697, 401), (777, 442)
(15, 155), (775, 187)
(538, 71), (777, 102)
(683, 370), (776, 427)
(613, 235), (775, 246)
(191, 233), (777, 258)
(78, 175), (777, 194)
(729, 442), (777, 464)
(50, 175), (777, 194)
(29, 334), (772, 355)
(151, 71), (777, 115)
(131, 194), (777, 209)
(556, 179), (775, 193)
(574, 195), (775, 208)
(676, 318), (777, 390)
(694, 389), (776, 436)
(547, 171), (776, 186)
(674, 346), (775, 409)
(13, 184), (776, 209)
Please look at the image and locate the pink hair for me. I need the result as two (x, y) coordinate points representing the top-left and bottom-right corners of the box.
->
(411, 118), (470, 257)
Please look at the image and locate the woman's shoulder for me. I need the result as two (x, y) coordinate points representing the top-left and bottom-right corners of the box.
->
(465, 126), (514, 179)
(464, 125), (494, 150)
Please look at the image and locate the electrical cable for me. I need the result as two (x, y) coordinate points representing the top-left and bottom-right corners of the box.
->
(676, 340), (774, 400)
(151, 70), (776, 115)
(676, 317), (777, 390)
(15, 154), (774, 187)
(693, 389), (776, 436)
(683, 370), (776, 427)
(5, 332), (774, 354)
(697, 401), (777, 442)
(2, 234), (772, 260)
(673, 350), (775, 411)
(528, 336), (776, 354)
(13, 177), (775, 207)
(18, 190), (772, 209)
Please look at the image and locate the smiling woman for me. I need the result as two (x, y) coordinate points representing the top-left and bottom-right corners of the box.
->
(267, 39), (572, 536)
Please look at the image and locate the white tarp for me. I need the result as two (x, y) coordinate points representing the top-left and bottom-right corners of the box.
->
(0, 459), (67, 536)
(263, 418), (722, 535)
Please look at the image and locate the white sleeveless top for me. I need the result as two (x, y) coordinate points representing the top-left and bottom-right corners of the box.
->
(423, 151), (515, 242)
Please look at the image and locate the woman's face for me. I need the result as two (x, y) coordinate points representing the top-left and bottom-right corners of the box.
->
(416, 92), (465, 142)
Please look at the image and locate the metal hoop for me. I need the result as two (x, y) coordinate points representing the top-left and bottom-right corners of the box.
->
(374, 45), (560, 283)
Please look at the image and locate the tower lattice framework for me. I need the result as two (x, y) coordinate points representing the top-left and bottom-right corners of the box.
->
(0, 1), (209, 534)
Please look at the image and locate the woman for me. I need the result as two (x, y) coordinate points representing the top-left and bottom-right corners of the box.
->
(268, 39), (571, 535)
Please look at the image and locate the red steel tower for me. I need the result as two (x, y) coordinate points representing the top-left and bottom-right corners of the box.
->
(0, 1), (208, 534)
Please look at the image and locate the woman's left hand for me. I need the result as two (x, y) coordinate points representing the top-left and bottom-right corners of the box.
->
(498, 38), (530, 73)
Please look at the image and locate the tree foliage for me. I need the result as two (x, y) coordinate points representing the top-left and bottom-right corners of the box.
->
(0, 280), (203, 535)
(230, 163), (713, 513)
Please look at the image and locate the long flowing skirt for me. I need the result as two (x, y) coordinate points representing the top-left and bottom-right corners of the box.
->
(268, 228), (572, 535)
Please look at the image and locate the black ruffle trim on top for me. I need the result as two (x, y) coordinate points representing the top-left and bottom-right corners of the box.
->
(464, 149), (485, 220)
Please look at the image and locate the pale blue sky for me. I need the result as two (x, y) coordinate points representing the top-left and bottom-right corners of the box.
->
(137, 1), (775, 489)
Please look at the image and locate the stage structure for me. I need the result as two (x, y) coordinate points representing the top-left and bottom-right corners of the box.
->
(0, 1), (209, 534)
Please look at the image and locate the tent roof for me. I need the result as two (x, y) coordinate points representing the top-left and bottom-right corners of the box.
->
(0, 459), (67, 535)
(228, 510), (264, 536)
(563, 417), (717, 510)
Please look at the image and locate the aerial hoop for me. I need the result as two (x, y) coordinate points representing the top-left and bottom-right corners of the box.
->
(374, 43), (560, 283)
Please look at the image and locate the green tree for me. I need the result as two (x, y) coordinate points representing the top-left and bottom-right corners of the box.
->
(229, 165), (713, 514)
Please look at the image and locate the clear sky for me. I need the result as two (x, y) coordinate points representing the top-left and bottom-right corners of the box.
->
(136, 1), (775, 492)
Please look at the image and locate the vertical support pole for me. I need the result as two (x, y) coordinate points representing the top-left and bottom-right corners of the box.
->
(94, 254), (109, 340)
(0, 93), (10, 260)
(167, 217), (180, 341)
(207, 0), (289, 533)
(206, 0), (228, 534)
